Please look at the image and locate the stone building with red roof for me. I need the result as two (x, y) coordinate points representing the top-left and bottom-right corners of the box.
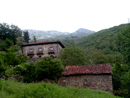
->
(22, 41), (64, 61)
(58, 64), (113, 93)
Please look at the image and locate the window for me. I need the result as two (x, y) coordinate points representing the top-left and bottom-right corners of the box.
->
(50, 47), (54, 50)
(38, 48), (43, 51)
(29, 48), (33, 52)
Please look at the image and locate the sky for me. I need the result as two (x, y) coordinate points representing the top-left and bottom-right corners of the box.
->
(0, 0), (130, 33)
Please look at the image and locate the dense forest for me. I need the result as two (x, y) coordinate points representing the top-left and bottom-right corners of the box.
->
(0, 22), (130, 97)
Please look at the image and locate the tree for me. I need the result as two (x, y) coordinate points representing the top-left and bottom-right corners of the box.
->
(112, 62), (122, 90)
(33, 36), (37, 42)
(13, 57), (64, 82)
(118, 24), (130, 65)
(0, 23), (22, 44)
(90, 50), (108, 64)
(23, 31), (30, 43)
(58, 45), (87, 66)
(0, 39), (13, 51)
(16, 37), (26, 46)
(35, 57), (64, 82)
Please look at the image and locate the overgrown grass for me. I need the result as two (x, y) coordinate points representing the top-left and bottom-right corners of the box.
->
(0, 80), (121, 98)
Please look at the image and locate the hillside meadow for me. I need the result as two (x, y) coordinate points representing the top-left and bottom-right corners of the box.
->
(0, 80), (121, 98)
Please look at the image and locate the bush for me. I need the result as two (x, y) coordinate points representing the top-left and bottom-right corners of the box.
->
(35, 57), (64, 82)
(13, 57), (64, 83)
(58, 45), (87, 66)
(0, 58), (6, 75)
(14, 62), (35, 82)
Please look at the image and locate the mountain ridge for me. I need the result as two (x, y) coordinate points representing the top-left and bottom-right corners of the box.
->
(26, 28), (95, 40)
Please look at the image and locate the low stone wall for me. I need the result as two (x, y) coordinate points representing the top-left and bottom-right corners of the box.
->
(57, 74), (113, 93)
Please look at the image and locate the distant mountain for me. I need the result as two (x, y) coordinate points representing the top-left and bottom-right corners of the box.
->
(26, 30), (69, 40)
(70, 28), (95, 37)
(26, 28), (95, 40)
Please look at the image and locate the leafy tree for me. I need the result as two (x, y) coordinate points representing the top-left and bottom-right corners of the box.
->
(23, 31), (30, 43)
(0, 58), (6, 75)
(121, 70), (130, 98)
(118, 24), (130, 65)
(90, 50), (108, 64)
(16, 37), (26, 46)
(0, 23), (22, 44)
(33, 36), (37, 42)
(58, 45), (87, 66)
(35, 57), (64, 82)
(13, 62), (35, 83)
(0, 39), (13, 51)
(13, 57), (64, 83)
(0, 46), (28, 67)
(112, 62), (122, 90)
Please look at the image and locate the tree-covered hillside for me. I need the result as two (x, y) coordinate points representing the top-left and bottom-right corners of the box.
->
(76, 23), (130, 55)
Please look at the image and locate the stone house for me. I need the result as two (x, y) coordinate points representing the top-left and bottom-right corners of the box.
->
(22, 41), (64, 61)
(58, 64), (113, 93)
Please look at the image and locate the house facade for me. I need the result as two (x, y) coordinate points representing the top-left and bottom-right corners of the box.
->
(22, 41), (64, 61)
(58, 64), (113, 93)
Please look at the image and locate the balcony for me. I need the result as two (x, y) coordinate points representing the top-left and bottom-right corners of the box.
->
(48, 50), (55, 54)
(27, 51), (34, 55)
(37, 50), (43, 55)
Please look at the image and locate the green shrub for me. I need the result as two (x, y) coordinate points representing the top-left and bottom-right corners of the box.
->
(35, 57), (64, 82)
(13, 62), (35, 82)
(13, 57), (64, 83)
(0, 58), (6, 75)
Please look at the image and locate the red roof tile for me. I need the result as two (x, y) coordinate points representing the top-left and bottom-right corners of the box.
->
(23, 41), (54, 45)
(62, 64), (112, 76)
(22, 41), (65, 48)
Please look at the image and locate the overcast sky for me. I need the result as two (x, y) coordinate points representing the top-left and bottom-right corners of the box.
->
(0, 0), (130, 32)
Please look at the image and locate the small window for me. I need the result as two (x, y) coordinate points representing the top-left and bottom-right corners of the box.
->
(38, 48), (42, 51)
(29, 48), (33, 52)
(50, 47), (54, 50)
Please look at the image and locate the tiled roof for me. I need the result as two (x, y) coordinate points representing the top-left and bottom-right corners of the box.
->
(22, 41), (65, 48)
(23, 41), (54, 45)
(62, 64), (112, 76)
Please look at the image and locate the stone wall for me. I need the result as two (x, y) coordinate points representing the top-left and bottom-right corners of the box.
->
(57, 74), (113, 93)
(23, 43), (62, 60)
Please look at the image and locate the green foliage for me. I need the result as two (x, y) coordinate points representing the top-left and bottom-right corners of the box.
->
(112, 62), (122, 90)
(14, 62), (35, 82)
(74, 24), (129, 64)
(118, 23), (130, 65)
(16, 37), (26, 46)
(23, 30), (30, 43)
(2, 52), (27, 67)
(58, 45), (87, 66)
(13, 57), (64, 83)
(0, 23), (22, 44)
(90, 50), (108, 64)
(35, 57), (64, 81)
(0, 58), (6, 74)
(121, 70), (130, 98)
(0, 39), (13, 51)
(0, 45), (28, 70)
(33, 36), (37, 42)
(112, 63), (130, 97)
(0, 80), (121, 98)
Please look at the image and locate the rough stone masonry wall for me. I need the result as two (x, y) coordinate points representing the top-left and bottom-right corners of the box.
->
(57, 74), (113, 93)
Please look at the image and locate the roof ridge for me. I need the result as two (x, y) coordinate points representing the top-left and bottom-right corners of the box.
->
(62, 64), (112, 76)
